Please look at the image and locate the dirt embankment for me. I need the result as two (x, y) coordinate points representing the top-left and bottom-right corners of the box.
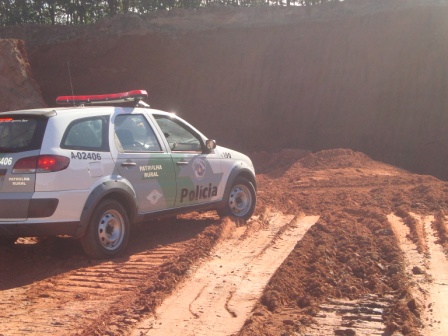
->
(2, 0), (448, 179)
(241, 148), (448, 336)
(0, 39), (45, 112)
(2, 149), (448, 336)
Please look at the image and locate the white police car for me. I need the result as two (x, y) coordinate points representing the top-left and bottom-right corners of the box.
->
(0, 90), (256, 258)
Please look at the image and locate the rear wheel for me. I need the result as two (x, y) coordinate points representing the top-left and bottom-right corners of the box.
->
(80, 199), (130, 259)
(219, 177), (256, 221)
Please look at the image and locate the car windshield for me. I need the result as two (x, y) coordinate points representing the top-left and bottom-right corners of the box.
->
(0, 116), (47, 152)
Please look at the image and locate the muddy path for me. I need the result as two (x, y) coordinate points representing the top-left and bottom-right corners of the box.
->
(389, 212), (448, 335)
(1, 149), (448, 336)
(0, 215), (221, 335)
(131, 213), (319, 336)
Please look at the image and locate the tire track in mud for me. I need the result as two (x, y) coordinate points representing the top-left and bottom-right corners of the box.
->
(304, 295), (394, 336)
(0, 245), (186, 335)
(301, 211), (448, 336)
(131, 211), (319, 336)
(389, 212), (448, 336)
(55, 248), (181, 293)
(0, 216), (220, 336)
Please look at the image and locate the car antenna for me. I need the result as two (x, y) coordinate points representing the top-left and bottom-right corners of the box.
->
(67, 61), (75, 106)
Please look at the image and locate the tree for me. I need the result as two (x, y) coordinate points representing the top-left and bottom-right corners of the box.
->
(0, 0), (342, 26)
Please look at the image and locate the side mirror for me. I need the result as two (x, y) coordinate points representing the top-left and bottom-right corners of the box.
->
(205, 139), (217, 152)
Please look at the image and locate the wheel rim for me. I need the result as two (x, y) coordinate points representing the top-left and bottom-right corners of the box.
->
(229, 184), (252, 217)
(97, 209), (125, 251)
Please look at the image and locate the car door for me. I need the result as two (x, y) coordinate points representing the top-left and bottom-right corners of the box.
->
(110, 111), (177, 213)
(153, 114), (223, 207)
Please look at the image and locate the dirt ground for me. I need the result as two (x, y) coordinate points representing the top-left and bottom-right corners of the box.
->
(241, 149), (448, 336)
(1, 1), (448, 335)
(1, 149), (448, 335)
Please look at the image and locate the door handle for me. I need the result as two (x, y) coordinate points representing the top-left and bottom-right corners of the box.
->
(121, 161), (137, 167)
(176, 161), (189, 166)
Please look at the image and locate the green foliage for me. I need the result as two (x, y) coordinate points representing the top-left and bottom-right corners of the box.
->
(0, 0), (341, 26)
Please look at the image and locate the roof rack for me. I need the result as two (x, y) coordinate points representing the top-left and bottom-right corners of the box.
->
(55, 90), (149, 107)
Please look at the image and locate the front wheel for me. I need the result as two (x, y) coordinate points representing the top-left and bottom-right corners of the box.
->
(219, 177), (256, 221)
(80, 199), (130, 259)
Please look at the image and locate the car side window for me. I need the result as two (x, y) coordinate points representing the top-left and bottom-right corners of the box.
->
(154, 116), (202, 152)
(114, 114), (161, 153)
(61, 116), (108, 151)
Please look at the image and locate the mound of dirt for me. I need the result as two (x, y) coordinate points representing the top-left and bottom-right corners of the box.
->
(1, 148), (448, 335)
(0, 39), (45, 112)
(237, 148), (448, 335)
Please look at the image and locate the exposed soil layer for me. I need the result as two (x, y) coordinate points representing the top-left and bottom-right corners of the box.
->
(0, 39), (45, 112)
(2, 0), (448, 179)
(1, 149), (448, 335)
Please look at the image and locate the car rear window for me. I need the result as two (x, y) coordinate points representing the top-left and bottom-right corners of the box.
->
(0, 115), (47, 152)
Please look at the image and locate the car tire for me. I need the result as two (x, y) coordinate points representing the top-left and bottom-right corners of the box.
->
(80, 199), (130, 259)
(219, 177), (256, 221)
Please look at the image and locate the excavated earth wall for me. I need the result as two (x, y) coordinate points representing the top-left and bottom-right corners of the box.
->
(1, 0), (448, 179)
(0, 39), (45, 111)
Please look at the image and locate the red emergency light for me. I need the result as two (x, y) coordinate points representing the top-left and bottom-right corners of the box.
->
(56, 90), (148, 106)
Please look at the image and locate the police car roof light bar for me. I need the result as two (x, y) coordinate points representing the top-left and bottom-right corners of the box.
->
(55, 90), (148, 106)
